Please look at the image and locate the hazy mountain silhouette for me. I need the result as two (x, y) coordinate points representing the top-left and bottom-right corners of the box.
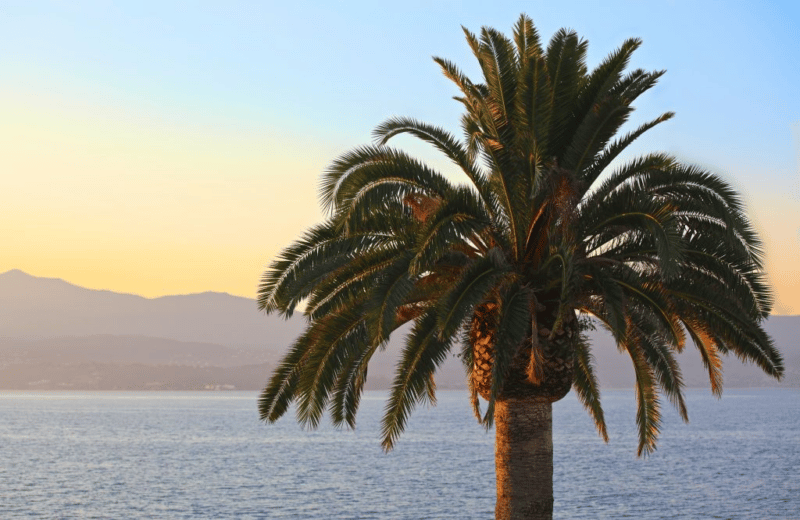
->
(1, 335), (270, 367)
(0, 269), (303, 348)
(0, 269), (796, 390)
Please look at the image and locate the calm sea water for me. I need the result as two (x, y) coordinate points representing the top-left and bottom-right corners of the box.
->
(0, 388), (797, 519)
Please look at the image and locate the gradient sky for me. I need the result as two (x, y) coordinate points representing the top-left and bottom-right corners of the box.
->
(1, 0), (798, 313)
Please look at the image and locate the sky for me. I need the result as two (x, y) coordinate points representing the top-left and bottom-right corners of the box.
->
(1, 0), (798, 313)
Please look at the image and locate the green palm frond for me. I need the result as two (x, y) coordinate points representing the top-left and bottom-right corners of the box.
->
(544, 28), (588, 156)
(329, 338), (378, 429)
(477, 26), (519, 135)
(459, 111), (485, 165)
(295, 309), (369, 429)
(332, 178), (424, 235)
(582, 183), (684, 279)
(576, 261), (628, 341)
(625, 331), (661, 456)
(516, 53), (552, 162)
(304, 244), (404, 320)
(611, 268), (685, 350)
(381, 311), (454, 451)
(319, 145), (387, 213)
(336, 198), (418, 237)
(257, 221), (337, 314)
(683, 318), (725, 396)
(669, 275), (783, 378)
(436, 248), (511, 339)
(258, 327), (317, 422)
(647, 164), (769, 276)
(409, 186), (489, 274)
(265, 231), (395, 318)
(372, 116), (490, 200)
(365, 251), (416, 345)
(580, 152), (678, 211)
(678, 238), (768, 322)
(482, 282), (533, 426)
(433, 55), (481, 105)
(562, 37), (644, 173)
(321, 145), (454, 216)
(571, 326), (608, 442)
(626, 306), (688, 421)
(581, 112), (675, 188)
(512, 14), (542, 62)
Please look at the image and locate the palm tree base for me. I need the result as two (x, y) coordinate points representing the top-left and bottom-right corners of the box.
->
(495, 398), (553, 520)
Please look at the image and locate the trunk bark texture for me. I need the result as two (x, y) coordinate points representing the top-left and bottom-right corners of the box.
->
(494, 398), (553, 520)
(471, 303), (575, 403)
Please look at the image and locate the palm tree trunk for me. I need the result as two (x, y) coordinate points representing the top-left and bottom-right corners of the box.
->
(494, 398), (553, 520)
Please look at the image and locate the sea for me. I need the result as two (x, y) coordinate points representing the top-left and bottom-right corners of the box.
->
(0, 388), (797, 519)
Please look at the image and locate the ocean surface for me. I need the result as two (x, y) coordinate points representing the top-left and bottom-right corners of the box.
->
(0, 388), (797, 519)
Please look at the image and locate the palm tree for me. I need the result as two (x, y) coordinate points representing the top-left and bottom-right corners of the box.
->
(257, 15), (783, 520)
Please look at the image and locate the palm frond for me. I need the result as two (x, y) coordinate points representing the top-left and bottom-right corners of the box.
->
(576, 260), (628, 341)
(613, 268), (686, 351)
(295, 309), (369, 429)
(322, 145), (454, 216)
(582, 184), (684, 280)
(273, 232), (395, 318)
(572, 327), (608, 441)
(409, 186), (490, 274)
(436, 248), (511, 339)
(258, 327), (316, 422)
(381, 311), (454, 451)
(580, 153), (677, 212)
(562, 37), (643, 173)
(627, 306), (688, 421)
(669, 276), (783, 378)
(581, 112), (675, 188)
(512, 14), (542, 61)
(683, 319), (725, 396)
(625, 333), (661, 456)
(329, 340), (379, 429)
(365, 251), (416, 345)
(544, 28), (587, 156)
(372, 116), (490, 202)
(433, 55), (481, 103)
(304, 244), (404, 320)
(478, 26), (519, 134)
(482, 282), (533, 426)
(257, 221), (337, 314)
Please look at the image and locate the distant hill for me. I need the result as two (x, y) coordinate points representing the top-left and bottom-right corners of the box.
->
(0, 335), (271, 367)
(0, 269), (796, 391)
(0, 269), (306, 348)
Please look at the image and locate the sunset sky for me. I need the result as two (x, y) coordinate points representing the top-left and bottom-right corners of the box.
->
(1, 1), (798, 313)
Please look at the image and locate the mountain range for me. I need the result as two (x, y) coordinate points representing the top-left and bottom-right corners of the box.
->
(1, 269), (797, 391)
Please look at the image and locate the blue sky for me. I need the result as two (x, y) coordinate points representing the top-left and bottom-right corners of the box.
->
(5, 1), (798, 155)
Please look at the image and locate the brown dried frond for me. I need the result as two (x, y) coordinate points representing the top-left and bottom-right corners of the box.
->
(403, 193), (441, 222)
(396, 304), (425, 323)
(693, 325), (724, 396)
(526, 336), (545, 384)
